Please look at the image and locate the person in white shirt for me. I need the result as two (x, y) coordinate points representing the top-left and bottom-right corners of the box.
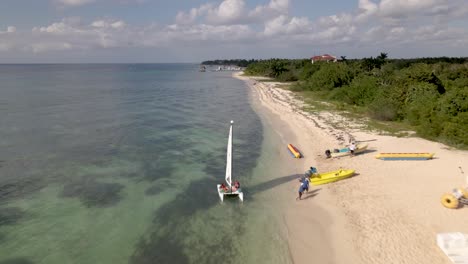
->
(349, 142), (356, 156)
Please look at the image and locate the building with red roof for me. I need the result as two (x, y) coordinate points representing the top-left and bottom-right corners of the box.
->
(311, 54), (337, 63)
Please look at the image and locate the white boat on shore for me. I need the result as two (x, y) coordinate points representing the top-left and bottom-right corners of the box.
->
(217, 121), (244, 202)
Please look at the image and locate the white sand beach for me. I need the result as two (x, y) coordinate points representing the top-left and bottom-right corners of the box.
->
(235, 72), (468, 264)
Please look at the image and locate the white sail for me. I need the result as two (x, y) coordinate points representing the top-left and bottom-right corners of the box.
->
(225, 121), (233, 187)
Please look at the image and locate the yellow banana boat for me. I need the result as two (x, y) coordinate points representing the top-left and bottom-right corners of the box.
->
(309, 169), (355, 186)
(375, 153), (434, 160)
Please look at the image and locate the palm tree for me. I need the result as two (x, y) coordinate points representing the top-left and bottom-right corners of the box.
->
(377, 52), (388, 60)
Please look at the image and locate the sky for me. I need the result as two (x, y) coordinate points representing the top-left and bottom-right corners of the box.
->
(0, 0), (467, 63)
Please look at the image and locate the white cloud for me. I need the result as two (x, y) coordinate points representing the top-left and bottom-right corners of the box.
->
(166, 24), (254, 43)
(91, 20), (126, 29)
(7, 26), (16, 33)
(207, 0), (246, 24)
(268, 0), (289, 11)
(2, 0), (468, 59)
(263, 15), (310, 36)
(448, 1), (468, 18)
(10, 17), (258, 53)
(175, 4), (216, 25)
(54, 0), (146, 7)
(91, 20), (107, 28)
(0, 43), (10, 51)
(36, 22), (70, 34)
(176, 0), (247, 25)
(56, 0), (95, 6)
(0, 26), (16, 34)
(111, 21), (126, 29)
(249, 0), (289, 21)
(31, 42), (73, 53)
(356, 0), (378, 21)
(0, 26), (17, 51)
(379, 0), (447, 18)
(176, 0), (290, 25)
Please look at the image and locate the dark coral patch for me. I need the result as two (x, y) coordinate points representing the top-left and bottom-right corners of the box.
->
(0, 258), (35, 264)
(0, 207), (25, 226)
(60, 177), (124, 208)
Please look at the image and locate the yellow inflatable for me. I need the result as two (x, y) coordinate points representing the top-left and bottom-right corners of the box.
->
(287, 144), (302, 158)
(441, 193), (459, 209)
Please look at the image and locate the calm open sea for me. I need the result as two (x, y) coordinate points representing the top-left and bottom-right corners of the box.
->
(0, 64), (292, 264)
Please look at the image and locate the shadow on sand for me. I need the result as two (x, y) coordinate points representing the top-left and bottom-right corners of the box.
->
(360, 149), (377, 155)
(247, 174), (322, 201)
(357, 139), (378, 143)
(249, 174), (303, 194)
(299, 188), (321, 200)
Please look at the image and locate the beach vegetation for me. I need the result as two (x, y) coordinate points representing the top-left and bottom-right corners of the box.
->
(201, 59), (257, 67)
(244, 55), (468, 148)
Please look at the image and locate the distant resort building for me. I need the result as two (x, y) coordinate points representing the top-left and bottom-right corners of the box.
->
(311, 54), (337, 63)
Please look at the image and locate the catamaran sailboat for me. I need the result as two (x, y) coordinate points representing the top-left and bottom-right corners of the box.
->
(217, 121), (244, 202)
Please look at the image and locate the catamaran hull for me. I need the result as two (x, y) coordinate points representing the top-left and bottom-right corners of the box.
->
(217, 184), (244, 202)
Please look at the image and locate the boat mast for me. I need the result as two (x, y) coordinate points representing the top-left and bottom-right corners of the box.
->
(225, 120), (233, 190)
(231, 120), (233, 193)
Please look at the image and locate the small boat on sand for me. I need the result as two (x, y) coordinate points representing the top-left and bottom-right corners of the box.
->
(309, 169), (355, 186)
(287, 144), (302, 158)
(375, 153), (434, 160)
(326, 143), (368, 158)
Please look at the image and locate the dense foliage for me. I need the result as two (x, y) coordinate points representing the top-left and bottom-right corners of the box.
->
(244, 56), (468, 148)
(201, 59), (258, 67)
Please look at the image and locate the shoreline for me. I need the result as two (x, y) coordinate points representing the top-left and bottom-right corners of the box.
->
(234, 72), (468, 264)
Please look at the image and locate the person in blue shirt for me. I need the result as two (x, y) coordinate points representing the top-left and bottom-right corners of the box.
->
(296, 178), (309, 200)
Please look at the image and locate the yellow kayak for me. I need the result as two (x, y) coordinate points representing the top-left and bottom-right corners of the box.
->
(309, 169), (355, 186)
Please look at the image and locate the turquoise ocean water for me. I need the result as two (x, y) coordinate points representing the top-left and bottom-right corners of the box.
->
(0, 64), (292, 264)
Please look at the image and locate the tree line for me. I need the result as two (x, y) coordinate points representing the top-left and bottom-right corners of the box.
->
(201, 59), (259, 67)
(244, 55), (468, 148)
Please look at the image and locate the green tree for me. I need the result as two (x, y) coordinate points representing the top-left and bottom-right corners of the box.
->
(269, 60), (288, 78)
(377, 52), (388, 60)
(307, 63), (354, 90)
(404, 83), (440, 126)
(344, 75), (379, 106)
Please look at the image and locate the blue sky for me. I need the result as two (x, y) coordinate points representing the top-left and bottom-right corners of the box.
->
(0, 0), (467, 62)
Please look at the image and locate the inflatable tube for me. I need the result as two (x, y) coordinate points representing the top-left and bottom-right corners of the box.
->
(441, 193), (459, 209)
(456, 187), (468, 199)
(287, 144), (302, 158)
(375, 153), (434, 160)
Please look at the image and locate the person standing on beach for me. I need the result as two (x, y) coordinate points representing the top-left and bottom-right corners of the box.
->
(349, 142), (356, 156)
(296, 178), (309, 200)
